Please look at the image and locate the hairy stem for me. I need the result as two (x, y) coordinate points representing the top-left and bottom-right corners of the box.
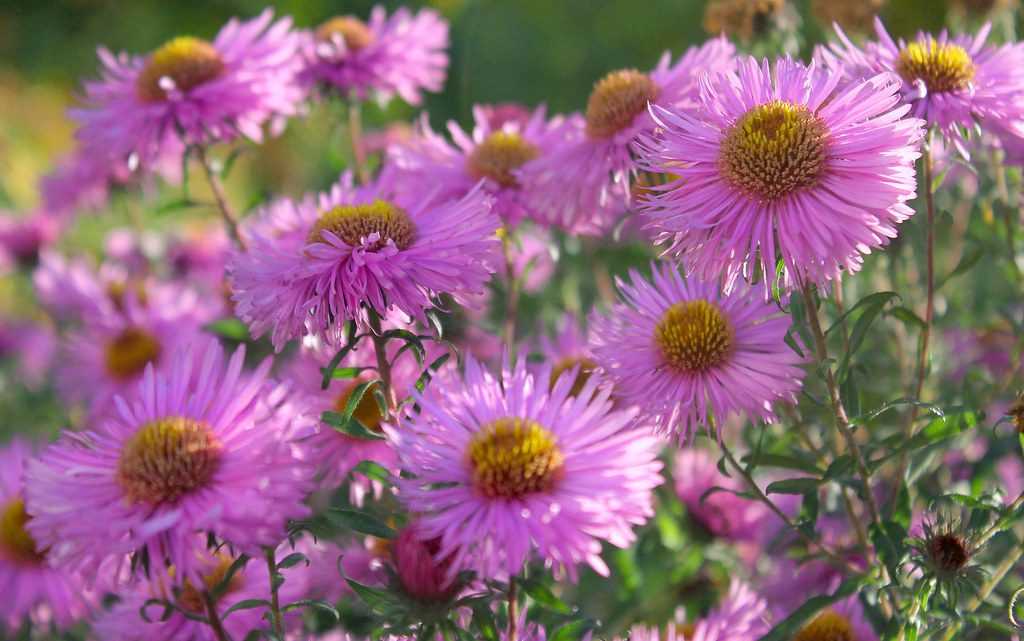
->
(507, 576), (519, 641)
(196, 146), (246, 251)
(265, 548), (285, 640)
(202, 591), (232, 641)
(366, 309), (398, 412)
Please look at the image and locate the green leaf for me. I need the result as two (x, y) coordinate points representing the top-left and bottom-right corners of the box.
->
(282, 599), (339, 620)
(823, 455), (855, 480)
(887, 306), (925, 330)
(210, 554), (250, 599)
(415, 353), (451, 392)
(321, 321), (360, 389)
(327, 508), (395, 539)
(757, 577), (865, 641)
(766, 477), (821, 495)
(321, 366), (374, 380)
(277, 552), (309, 569)
(471, 604), (499, 641)
(742, 452), (823, 476)
(825, 292), (899, 337)
(849, 398), (944, 427)
(870, 521), (907, 580)
(322, 411), (386, 440)
(519, 577), (572, 614)
(549, 619), (593, 641)
(836, 292), (899, 380)
(139, 598), (175, 623)
(840, 368), (861, 420)
(352, 460), (393, 484)
(345, 577), (402, 610)
(222, 599), (270, 619)
(936, 245), (984, 290)
(205, 318), (250, 341)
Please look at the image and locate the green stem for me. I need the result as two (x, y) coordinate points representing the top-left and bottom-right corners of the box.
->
(196, 145), (246, 251)
(938, 545), (1024, 641)
(501, 230), (520, 347)
(507, 576), (518, 641)
(202, 591), (232, 641)
(366, 309), (397, 412)
(264, 548), (284, 640)
(348, 100), (370, 185)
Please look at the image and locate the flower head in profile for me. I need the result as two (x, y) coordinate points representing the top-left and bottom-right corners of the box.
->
(390, 354), (663, 580)
(25, 342), (312, 580)
(301, 6), (448, 106)
(73, 10), (303, 170)
(820, 18), (1024, 159)
(636, 56), (924, 290)
(792, 597), (878, 641)
(590, 263), (805, 442)
(909, 512), (985, 603)
(521, 38), (734, 234)
(385, 105), (575, 226)
(94, 544), (307, 641)
(0, 440), (92, 630)
(536, 313), (600, 399)
(620, 581), (769, 641)
(230, 172), (499, 350)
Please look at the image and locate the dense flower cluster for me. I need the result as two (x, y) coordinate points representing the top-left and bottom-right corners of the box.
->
(1, 3), (1021, 641)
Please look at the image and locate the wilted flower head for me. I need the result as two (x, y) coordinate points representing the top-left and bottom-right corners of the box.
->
(230, 172), (499, 350)
(25, 342), (313, 580)
(590, 263), (805, 442)
(703, 0), (789, 41)
(909, 512), (985, 602)
(0, 440), (92, 630)
(636, 56), (924, 290)
(820, 18), (1024, 160)
(811, 0), (886, 33)
(391, 354), (663, 581)
(301, 6), (448, 106)
(72, 10), (303, 170)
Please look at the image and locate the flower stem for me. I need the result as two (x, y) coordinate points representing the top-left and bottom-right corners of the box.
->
(264, 548), (285, 640)
(366, 309), (398, 413)
(201, 591), (232, 641)
(501, 229), (520, 347)
(800, 281), (883, 529)
(348, 100), (370, 185)
(196, 145), (247, 251)
(507, 576), (519, 641)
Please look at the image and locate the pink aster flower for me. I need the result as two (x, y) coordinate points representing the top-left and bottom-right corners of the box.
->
(24, 343), (313, 581)
(535, 313), (600, 398)
(301, 7), (448, 106)
(94, 544), (307, 641)
(620, 581), (768, 641)
(521, 37), (735, 234)
(385, 105), (576, 226)
(636, 56), (924, 290)
(0, 440), (92, 630)
(0, 317), (57, 390)
(789, 596), (878, 641)
(820, 18), (1024, 159)
(72, 9), (303, 170)
(0, 211), (61, 272)
(590, 264), (805, 442)
(390, 354), (663, 581)
(230, 172), (499, 350)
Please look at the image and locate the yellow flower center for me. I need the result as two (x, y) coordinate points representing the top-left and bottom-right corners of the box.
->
(107, 279), (149, 312)
(550, 356), (598, 397)
(174, 555), (245, 613)
(0, 498), (45, 565)
(897, 40), (976, 94)
(466, 132), (540, 188)
(468, 418), (564, 499)
(315, 16), (376, 52)
(105, 327), (162, 380)
(333, 382), (385, 432)
(719, 100), (829, 202)
(655, 300), (734, 373)
(585, 69), (660, 139)
(136, 37), (225, 102)
(307, 200), (416, 251)
(794, 610), (855, 641)
(117, 417), (222, 505)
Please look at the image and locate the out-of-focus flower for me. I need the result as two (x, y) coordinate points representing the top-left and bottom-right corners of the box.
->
(301, 7), (448, 106)
(0, 211), (61, 272)
(390, 355), (663, 580)
(590, 263), (804, 442)
(25, 343), (313, 580)
(536, 313), (598, 398)
(0, 440), (92, 630)
(73, 10), (303, 171)
(392, 522), (457, 602)
(0, 316), (57, 389)
(230, 172), (499, 350)
(507, 225), (556, 293)
(811, 0), (886, 33)
(944, 324), (1018, 381)
(636, 57), (924, 291)
(385, 105), (575, 226)
(703, 0), (788, 41)
(820, 18), (1024, 161)
(949, 0), (1019, 18)
(792, 597), (878, 641)
(521, 38), (735, 235)
(620, 581), (769, 641)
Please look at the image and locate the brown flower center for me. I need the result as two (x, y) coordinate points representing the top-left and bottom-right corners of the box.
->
(585, 69), (660, 139)
(308, 200), (416, 251)
(795, 610), (854, 641)
(897, 40), (976, 94)
(136, 37), (225, 102)
(466, 132), (540, 188)
(720, 100), (829, 202)
(0, 498), (45, 565)
(175, 555), (245, 613)
(315, 16), (375, 52)
(549, 356), (598, 398)
(928, 532), (969, 572)
(117, 417), (222, 505)
(655, 300), (734, 373)
(107, 279), (149, 312)
(468, 418), (564, 499)
(333, 382), (385, 432)
(105, 327), (162, 380)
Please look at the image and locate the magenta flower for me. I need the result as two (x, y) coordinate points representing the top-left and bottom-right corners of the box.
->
(94, 543), (307, 641)
(392, 522), (457, 602)
(0, 440), (92, 630)
(788, 596), (878, 641)
(24, 343), (313, 581)
(230, 173), (499, 350)
(390, 355), (663, 580)
(301, 7), (448, 106)
(535, 313), (600, 398)
(636, 57), (924, 290)
(0, 211), (61, 272)
(521, 38), (734, 234)
(590, 264), (805, 442)
(620, 581), (769, 641)
(821, 18), (1024, 160)
(385, 105), (576, 226)
(72, 9), (303, 170)
(0, 317), (57, 390)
